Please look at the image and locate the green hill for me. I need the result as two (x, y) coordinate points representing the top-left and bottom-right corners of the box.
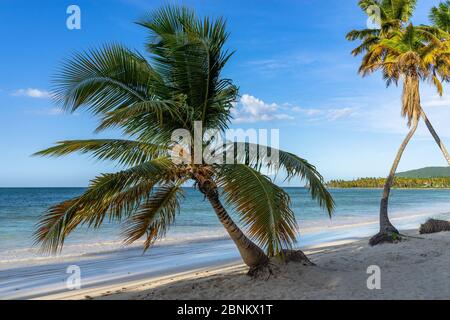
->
(396, 167), (450, 178)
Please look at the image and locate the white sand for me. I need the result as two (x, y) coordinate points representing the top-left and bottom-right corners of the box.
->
(44, 229), (450, 300)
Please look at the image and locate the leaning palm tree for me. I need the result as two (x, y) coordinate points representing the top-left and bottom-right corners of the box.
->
(423, 1), (450, 165)
(348, 0), (450, 166)
(353, 24), (449, 245)
(348, 1), (450, 245)
(34, 6), (334, 275)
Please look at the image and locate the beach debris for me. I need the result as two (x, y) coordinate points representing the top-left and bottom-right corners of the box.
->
(419, 219), (450, 234)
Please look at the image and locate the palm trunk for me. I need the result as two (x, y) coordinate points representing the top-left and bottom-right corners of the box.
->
(370, 117), (419, 246)
(420, 109), (450, 165)
(203, 189), (269, 269)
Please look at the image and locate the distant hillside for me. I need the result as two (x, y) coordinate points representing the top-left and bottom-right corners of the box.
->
(396, 167), (450, 178)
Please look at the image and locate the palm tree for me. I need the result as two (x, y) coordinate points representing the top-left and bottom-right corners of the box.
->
(34, 6), (334, 276)
(348, 1), (450, 245)
(348, 0), (450, 166)
(430, 1), (450, 33)
(424, 1), (450, 165)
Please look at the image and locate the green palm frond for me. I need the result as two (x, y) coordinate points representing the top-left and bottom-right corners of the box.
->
(122, 182), (185, 250)
(430, 1), (450, 33)
(95, 100), (184, 132)
(53, 44), (158, 114)
(34, 157), (181, 253)
(138, 5), (238, 132)
(220, 142), (334, 215)
(34, 198), (83, 253)
(33, 139), (167, 166)
(217, 164), (298, 256)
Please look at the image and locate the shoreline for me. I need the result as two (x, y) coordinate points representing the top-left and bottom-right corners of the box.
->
(1, 207), (444, 269)
(38, 238), (359, 300)
(42, 229), (450, 300)
(2, 208), (449, 300)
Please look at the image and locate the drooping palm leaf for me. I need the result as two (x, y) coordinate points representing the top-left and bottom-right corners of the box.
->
(122, 182), (185, 250)
(217, 164), (298, 256)
(34, 157), (181, 253)
(34, 139), (167, 167)
(218, 142), (334, 215)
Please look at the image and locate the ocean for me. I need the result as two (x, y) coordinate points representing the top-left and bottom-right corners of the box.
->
(2, 187), (450, 299)
(1, 187), (450, 265)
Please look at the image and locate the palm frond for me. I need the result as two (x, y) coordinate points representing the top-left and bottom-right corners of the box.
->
(219, 142), (335, 215)
(34, 139), (167, 166)
(122, 182), (185, 250)
(34, 157), (181, 253)
(217, 164), (298, 256)
(53, 44), (158, 114)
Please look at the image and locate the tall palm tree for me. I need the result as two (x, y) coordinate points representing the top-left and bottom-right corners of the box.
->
(34, 6), (334, 275)
(348, 1), (450, 245)
(424, 1), (450, 165)
(348, 0), (450, 166)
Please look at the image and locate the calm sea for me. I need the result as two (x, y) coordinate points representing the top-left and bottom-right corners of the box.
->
(1, 187), (450, 265)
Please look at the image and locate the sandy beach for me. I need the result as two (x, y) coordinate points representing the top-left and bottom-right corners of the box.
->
(35, 228), (450, 300)
(2, 209), (444, 300)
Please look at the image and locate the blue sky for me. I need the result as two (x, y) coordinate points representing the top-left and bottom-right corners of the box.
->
(1, 0), (450, 187)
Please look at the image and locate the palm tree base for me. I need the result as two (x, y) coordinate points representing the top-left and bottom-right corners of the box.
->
(247, 260), (274, 279)
(247, 250), (315, 279)
(369, 227), (401, 246)
(276, 249), (315, 266)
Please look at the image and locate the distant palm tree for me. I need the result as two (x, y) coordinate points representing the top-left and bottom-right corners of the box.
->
(430, 1), (450, 33)
(34, 6), (334, 275)
(348, 0), (450, 245)
(348, 1), (450, 166)
(424, 1), (450, 165)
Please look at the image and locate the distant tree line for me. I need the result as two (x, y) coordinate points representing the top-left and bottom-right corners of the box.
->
(327, 177), (450, 189)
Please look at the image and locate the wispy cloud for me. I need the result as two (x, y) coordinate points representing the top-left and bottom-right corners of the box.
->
(245, 53), (317, 77)
(422, 94), (450, 108)
(292, 106), (358, 121)
(12, 88), (51, 99)
(324, 89), (450, 138)
(26, 107), (65, 116)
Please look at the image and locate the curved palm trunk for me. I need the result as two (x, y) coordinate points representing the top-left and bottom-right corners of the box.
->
(420, 109), (450, 165)
(202, 188), (269, 269)
(370, 117), (419, 246)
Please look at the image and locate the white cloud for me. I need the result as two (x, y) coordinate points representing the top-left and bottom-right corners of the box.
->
(232, 94), (358, 124)
(12, 88), (51, 99)
(232, 94), (294, 123)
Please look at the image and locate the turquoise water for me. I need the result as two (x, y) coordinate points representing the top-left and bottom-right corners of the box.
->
(1, 187), (450, 264)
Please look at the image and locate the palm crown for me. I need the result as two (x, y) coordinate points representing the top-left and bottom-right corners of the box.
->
(348, 0), (450, 126)
(358, 24), (449, 125)
(430, 1), (450, 33)
(346, 0), (417, 56)
(34, 6), (334, 266)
